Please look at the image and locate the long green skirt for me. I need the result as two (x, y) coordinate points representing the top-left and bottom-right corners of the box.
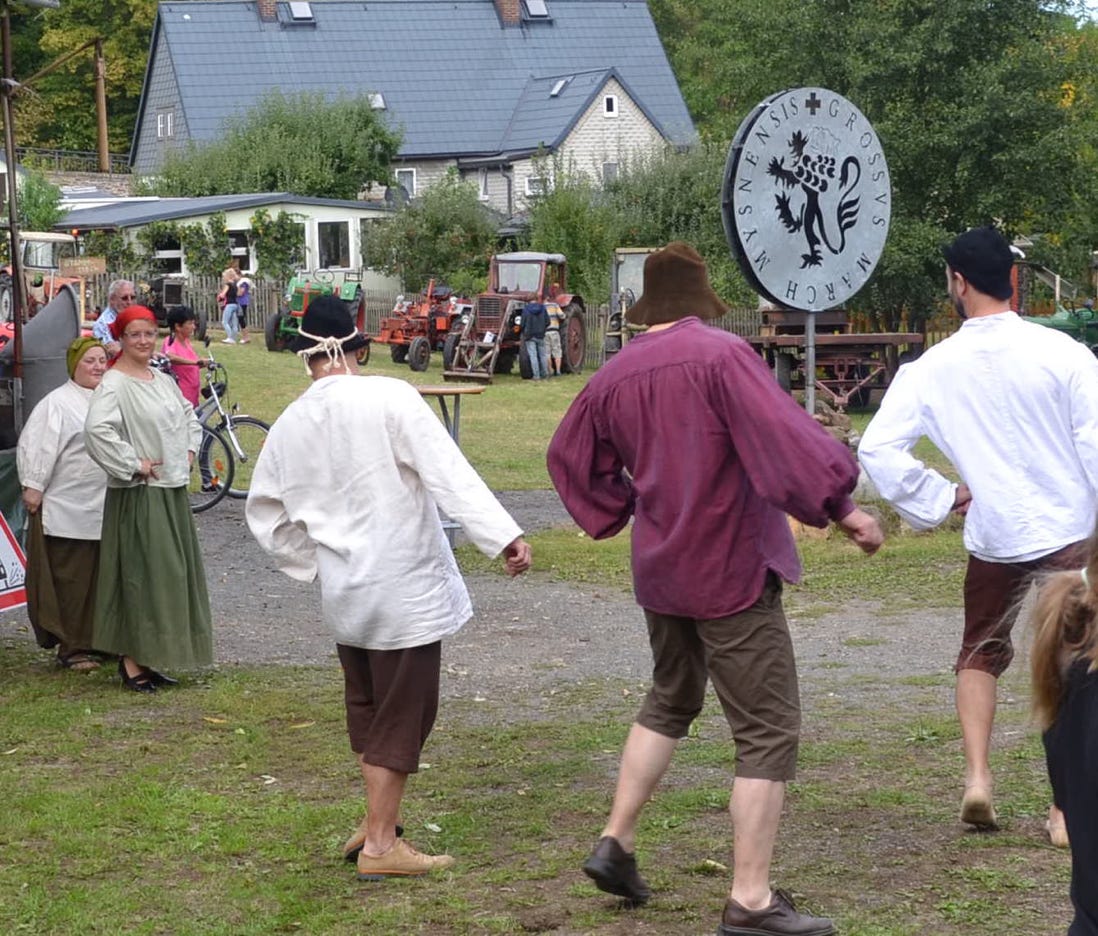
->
(25, 512), (100, 655)
(93, 485), (212, 670)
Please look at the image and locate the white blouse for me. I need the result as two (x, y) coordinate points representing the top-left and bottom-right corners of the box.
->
(84, 367), (202, 488)
(17, 380), (108, 540)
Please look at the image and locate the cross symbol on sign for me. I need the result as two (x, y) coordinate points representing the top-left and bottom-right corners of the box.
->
(804, 92), (822, 115)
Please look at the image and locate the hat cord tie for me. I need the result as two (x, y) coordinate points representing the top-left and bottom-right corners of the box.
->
(294, 328), (356, 375)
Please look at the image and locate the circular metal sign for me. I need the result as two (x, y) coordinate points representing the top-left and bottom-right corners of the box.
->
(721, 87), (891, 311)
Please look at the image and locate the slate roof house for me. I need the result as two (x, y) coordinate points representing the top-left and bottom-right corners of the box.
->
(131, 0), (696, 216)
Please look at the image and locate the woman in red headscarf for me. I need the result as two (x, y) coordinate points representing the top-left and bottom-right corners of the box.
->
(84, 305), (213, 693)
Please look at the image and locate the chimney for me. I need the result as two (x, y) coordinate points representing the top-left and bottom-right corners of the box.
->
(495, 0), (520, 25)
(258, 0), (278, 22)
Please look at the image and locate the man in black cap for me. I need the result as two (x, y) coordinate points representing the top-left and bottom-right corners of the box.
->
(549, 242), (883, 936)
(860, 226), (1098, 842)
(246, 295), (532, 880)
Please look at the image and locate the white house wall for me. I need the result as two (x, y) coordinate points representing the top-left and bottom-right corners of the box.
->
(115, 203), (396, 290)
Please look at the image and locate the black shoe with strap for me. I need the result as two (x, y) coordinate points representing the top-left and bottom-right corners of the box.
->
(718, 888), (835, 936)
(118, 659), (157, 694)
(582, 836), (651, 906)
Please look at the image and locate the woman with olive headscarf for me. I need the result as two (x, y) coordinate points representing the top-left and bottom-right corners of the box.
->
(85, 305), (212, 693)
(17, 336), (110, 671)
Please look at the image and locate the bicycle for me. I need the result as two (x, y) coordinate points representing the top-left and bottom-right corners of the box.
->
(194, 342), (270, 500)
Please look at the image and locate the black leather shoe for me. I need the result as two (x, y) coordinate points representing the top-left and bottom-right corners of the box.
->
(582, 836), (651, 905)
(717, 889), (834, 936)
(118, 659), (157, 694)
(147, 669), (179, 687)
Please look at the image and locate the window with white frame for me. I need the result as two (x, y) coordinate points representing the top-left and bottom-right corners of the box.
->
(602, 162), (619, 184)
(228, 230), (250, 268)
(395, 168), (416, 197)
(478, 168), (490, 201)
(603, 94), (618, 118)
(317, 221), (351, 269)
(525, 176), (550, 197)
(156, 109), (174, 140)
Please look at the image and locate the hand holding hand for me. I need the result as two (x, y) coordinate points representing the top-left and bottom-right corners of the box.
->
(502, 537), (532, 576)
(837, 506), (884, 555)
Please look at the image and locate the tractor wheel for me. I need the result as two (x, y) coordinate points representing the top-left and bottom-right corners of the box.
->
(265, 312), (289, 352)
(346, 289), (366, 333)
(408, 335), (431, 372)
(0, 274), (12, 323)
(560, 303), (587, 374)
(356, 342), (371, 365)
(390, 344), (409, 364)
(518, 344), (533, 380)
(442, 332), (461, 370)
(494, 350), (517, 374)
(195, 308), (209, 342)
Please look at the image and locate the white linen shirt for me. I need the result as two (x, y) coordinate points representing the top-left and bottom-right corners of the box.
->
(858, 311), (1098, 562)
(16, 380), (108, 540)
(84, 368), (202, 488)
(245, 375), (522, 651)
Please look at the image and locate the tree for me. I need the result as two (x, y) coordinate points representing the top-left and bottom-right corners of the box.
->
(144, 92), (402, 200)
(649, 0), (1089, 326)
(250, 209), (306, 285)
(13, 0), (157, 152)
(17, 169), (63, 231)
(363, 171), (497, 295)
(178, 213), (230, 280)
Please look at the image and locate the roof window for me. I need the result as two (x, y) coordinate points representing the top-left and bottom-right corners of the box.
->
(522, 0), (551, 20)
(289, 2), (314, 21)
(369, 93), (386, 110)
(549, 77), (572, 98)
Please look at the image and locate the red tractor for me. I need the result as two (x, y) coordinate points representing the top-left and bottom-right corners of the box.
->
(443, 252), (586, 382)
(372, 279), (471, 371)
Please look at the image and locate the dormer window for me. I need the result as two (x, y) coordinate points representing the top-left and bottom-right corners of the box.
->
(603, 94), (618, 118)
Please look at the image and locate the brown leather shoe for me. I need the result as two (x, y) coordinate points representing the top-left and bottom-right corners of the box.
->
(355, 838), (454, 880)
(342, 821), (404, 862)
(718, 889), (835, 936)
(582, 836), (651, 905)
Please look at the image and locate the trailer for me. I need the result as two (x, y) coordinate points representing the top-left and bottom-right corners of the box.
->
(745, 309), (923, 409)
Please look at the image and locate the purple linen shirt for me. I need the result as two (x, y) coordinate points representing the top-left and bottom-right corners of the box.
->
(547, 317), (858, 619)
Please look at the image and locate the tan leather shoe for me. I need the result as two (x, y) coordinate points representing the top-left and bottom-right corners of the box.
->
(960, 786), (999, 830)
(343, 821), (403, 862)
(356, 838), (454, 880)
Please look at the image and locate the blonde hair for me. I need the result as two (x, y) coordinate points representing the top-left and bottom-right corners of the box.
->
(1030, 537), (1098, 730)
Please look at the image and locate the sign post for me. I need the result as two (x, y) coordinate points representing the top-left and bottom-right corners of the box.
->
(721, 87), (891, 413)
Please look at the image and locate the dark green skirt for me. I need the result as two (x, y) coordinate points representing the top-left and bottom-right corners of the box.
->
(25, 512), (100, 654)
(93, 485), (213, 670)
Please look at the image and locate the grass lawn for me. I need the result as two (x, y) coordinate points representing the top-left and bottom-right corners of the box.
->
(4, 338), (1054, 935)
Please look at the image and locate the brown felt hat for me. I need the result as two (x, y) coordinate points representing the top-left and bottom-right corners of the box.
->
(625, 242), (729, 326)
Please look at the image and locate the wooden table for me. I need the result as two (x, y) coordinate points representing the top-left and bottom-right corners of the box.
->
(418, 385), (486, 545)
(418, 385), (485, 446)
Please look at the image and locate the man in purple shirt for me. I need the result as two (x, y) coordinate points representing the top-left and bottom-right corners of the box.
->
(547, 243), (883, 936)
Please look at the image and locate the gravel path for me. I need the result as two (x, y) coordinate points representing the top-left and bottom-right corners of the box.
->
(0, 490), (966, 700)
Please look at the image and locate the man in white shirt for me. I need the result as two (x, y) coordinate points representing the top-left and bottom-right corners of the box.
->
(91, 279), (136, 359)
(859, 226), (1098, 836)
(246, 296), (532, 881)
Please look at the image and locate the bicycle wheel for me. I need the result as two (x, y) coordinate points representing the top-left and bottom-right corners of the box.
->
(189, 425), (234, 513)
(223, 415), (270, 499)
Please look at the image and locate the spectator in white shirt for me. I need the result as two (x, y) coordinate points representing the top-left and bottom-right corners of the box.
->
(859, 226), (1098, 842)
(92, 279), (136, 360)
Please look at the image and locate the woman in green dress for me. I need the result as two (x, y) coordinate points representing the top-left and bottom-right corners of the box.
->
(84, 305), (212, 693)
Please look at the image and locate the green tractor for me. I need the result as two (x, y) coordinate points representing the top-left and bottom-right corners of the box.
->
(1022, 300), (1098, 355)
(265, 272), (370, 363)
